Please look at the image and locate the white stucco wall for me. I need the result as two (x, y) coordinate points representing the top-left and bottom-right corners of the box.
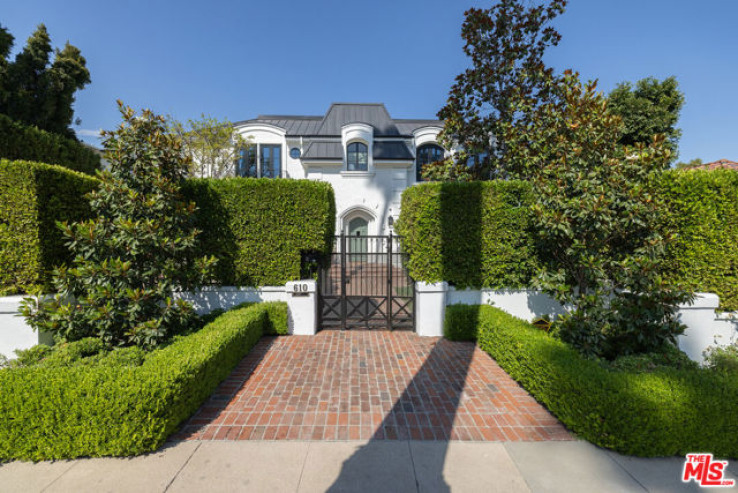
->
(234, 123), (443, 236)
(438, 287), (738, 364)
(308, 163), (410, 235)
(0, 296), (39, 359)
(0, 284), (319, 358)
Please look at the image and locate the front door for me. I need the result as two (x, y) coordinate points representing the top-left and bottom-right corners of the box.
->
(347, 217), (368, 262)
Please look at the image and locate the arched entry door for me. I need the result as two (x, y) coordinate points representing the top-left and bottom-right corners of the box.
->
(347, 217), (368, 260)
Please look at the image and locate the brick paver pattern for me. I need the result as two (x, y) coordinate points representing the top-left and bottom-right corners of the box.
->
(174, 331), (572, 442)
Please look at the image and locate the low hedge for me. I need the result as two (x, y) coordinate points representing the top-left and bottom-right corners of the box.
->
(261, 301), (289, 335)
(184, 178), (335, 286)
(451, 305), (738, 457)
(0, 159), (97, 294)
(395, 181), (538, 289)
(0, 302), (281, 461)
(0, 113), (100, 174)
(444, 304), (482, 341)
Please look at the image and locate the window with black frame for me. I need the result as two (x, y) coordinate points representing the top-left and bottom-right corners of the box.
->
(261, 144), (281, 178)
(236, 144), (281, 178)
(346, 142), (368, 171)
(236, 145), (257, 177)
(415, 144), (444, 181)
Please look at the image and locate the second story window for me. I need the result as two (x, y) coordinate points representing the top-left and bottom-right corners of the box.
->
(237, 144), (281, 178)
(347, 142), (368, 171)
(261, 144), (281, 178)
(416, 144), (444, 181)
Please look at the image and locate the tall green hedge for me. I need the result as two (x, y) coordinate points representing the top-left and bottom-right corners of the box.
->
(0, 302), (280, 461)
(395, 181), (537, 288)
(0, 113), (100, 175)
(455, 305), (738, 457)
(0, 160), (98, 294)
(184, 178), (335, 286)
(660, 169), (738, 311)
(398, 173), (738, 309)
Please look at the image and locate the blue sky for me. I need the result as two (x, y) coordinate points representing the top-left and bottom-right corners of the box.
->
(3, 0), (736, 163)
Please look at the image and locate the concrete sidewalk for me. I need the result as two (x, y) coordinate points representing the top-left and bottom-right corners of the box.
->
(1, 440), (736, 493)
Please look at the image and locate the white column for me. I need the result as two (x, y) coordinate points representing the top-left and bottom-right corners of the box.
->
(415, 281), (448, 337)
(285, 280), (318, 335)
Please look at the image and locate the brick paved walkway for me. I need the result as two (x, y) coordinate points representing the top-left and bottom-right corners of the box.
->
(174, 331), (571, 442)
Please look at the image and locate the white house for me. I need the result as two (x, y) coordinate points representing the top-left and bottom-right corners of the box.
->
(233, 103), (446, 237)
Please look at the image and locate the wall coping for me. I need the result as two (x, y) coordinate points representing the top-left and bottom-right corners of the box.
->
(415, 281), (448, 293)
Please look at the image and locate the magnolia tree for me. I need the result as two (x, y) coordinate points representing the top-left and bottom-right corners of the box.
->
(168, 114), (250, 178)
(427, 0), (567, 181)
(502, 72), (691, 358)
(22, 102), (216, 349)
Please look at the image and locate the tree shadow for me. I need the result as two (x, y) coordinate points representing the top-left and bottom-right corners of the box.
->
(329, 183), (483, 492)
(182, 180), (238, 285)
(327, 334), (478, 492)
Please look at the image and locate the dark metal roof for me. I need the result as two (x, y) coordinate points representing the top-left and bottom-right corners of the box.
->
(236, 103), (442, 137)
(315, 103), (399, 136)
(236, 104), (442, 161)
(394, 119), (444, 135)
(302, 141), (342, 161)
(374, 141), (413, 160)
(302, 140), (414, 161)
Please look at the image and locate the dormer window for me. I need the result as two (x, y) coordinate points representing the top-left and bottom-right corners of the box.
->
(416, 144), (444, 181)
(347, 142), (368, 171)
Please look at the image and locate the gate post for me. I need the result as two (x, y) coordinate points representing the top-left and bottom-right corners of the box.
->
(415, 281), (448, 337)
(285, 280), (317, 335)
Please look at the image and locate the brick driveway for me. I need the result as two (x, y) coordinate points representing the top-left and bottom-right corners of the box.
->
(174, 331), (571, 442)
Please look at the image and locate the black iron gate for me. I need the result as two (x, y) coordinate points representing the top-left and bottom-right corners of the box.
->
(319, 234), (414, 330)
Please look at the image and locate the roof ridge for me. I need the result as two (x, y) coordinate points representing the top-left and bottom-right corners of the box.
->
(329, 102), (386, 106)
(256, 115), (322, 120)
(394, 118), (443, 123)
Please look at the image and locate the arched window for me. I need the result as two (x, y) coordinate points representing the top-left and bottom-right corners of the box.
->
(416, 144), (444, 181)
(347, 142), (368, 171)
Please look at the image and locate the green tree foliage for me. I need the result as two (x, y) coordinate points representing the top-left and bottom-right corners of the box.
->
(21, 102), (215, 349)
(608, 76), (684, 160)
(503, 71), (690, 359)
(0, 24), (14, 109)
(674, 158), (703, 169)
(430, 0), (567, 181)
(167, 114), (250, 177)
(0, 24), (90, 138)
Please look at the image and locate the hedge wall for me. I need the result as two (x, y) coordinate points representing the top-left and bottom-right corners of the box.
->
(184, 178), (335, 286)
(0, 302), (282, 461)
(395, 181), (537, 288)
(0, 160), (97, 294)
(660, 169), (738, 311)
(398, 172), (738, 309)
(0, 113), (100, 175)
(450, 305), (738, 457)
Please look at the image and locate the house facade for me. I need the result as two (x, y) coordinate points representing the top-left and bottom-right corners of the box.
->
(233, 103), (445, 237)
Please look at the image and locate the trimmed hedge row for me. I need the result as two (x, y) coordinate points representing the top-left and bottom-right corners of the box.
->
(660, 169), (738, 311)
(184, 178), (335, 286)
(0, 302), (283, 461)
(448, 305), (738, 457)
(0, 113), (100, 174)
(395, 180), (537, 288)
(398, 171), (738, 308)
(0, 160), (97, 294)
(0, 170), (336, 293)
